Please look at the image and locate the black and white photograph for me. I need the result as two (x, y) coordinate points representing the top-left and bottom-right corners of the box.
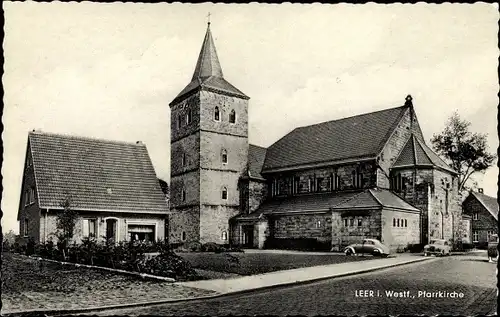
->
(1, 2), (498, 316)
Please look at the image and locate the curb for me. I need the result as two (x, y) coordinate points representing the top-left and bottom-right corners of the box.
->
(24, 255), (176, 283)
(2, 256), (434, 316)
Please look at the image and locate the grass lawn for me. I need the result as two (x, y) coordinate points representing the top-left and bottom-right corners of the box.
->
(178, 252), (372, 276)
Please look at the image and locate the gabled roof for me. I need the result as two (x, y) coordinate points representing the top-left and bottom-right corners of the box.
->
(171, 24), (248, 105)
(248, 144), (267, 180)
(392, 134), (457, 174)
(469, 191), (498, 221)
(261, 104), (409, 172)
(233, 188), (419, 220)
(26, 131), (169, 213)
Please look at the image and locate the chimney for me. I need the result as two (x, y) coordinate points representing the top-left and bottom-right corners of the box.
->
(478, 188), (484, 194)
(136, 141), (143, 145)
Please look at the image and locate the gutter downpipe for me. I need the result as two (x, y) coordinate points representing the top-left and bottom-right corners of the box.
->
(44, 208), (48, 243)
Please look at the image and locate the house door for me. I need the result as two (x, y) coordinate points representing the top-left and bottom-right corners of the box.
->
(106, 219), (117, 242)
(242, 225), (254, 248)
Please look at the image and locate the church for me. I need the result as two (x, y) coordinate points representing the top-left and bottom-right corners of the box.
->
(167, 23), (464, 251)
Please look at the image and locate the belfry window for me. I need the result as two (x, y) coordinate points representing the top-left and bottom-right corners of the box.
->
(182, 153), (187, 167)
(181, 188), (186, 202)
(221, 149), (228, 164)
(229, 110), (236, 124)
(177, 115), (182, 130)
(214, 106), (220, 121)
(186, 108), (192, 124)
(222, 187), (228, 200)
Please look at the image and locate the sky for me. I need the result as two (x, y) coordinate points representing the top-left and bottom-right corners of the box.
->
(2, 2), (498, 233)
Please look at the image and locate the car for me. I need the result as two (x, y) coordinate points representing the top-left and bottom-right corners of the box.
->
(487, 234), (498, 263)
(344, 238), (390, 257)
(423, 239), (451, 256)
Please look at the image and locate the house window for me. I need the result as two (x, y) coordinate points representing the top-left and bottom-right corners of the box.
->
(308, 178), (313, 192)
(82, 219), (97, 238)
(331, 172), (340, 191)
(214, 106), (220, 121)
(397, 219), (400, 227)
(393, 218), (396, 227)
(181, 231), (187, 241)
(316, 220), (322, 228)
(229, 110), (236, 124)
(221, 231), (228, 241)
(182, 153), (187, 167)
(24, 219), (29, 237)
(358, 218), (363, 226)
(29, 187), (35, 204)
(349, 218), (354, 226)
(181, 189), (186, 202)
(343, 218), (348, 227)
(473, 213), (479, 220)
(221, 149), (228, 164)
(293, 177), (300, 194)
(473, 231), (479, 242)
(222, 187), (228, 200)
(185, 109), (192, 124)
(177, 114), (182, 130)
(404, 219), (408, 227)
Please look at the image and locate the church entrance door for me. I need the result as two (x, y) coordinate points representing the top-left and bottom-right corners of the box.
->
(242, 225), (254, 248)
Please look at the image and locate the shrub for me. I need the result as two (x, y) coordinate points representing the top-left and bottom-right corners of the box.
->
(202, 242), (225, 253)
(186, 241), (203, 252)
(264, 238), (330, 251)
(140, 252), (199, 281)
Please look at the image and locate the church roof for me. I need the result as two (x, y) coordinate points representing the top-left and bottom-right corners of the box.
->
(23, 131), (169, 214)
(171, 24), (249, 105)
(392, 134), (456, 174)
(248, 144), (267, 180)
(468, 191), (498, 221)
(261, 104), (409, 172)
(233, 188), (419, 220)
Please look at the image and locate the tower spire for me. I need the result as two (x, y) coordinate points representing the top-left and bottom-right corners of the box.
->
(191, 19), (223, 81)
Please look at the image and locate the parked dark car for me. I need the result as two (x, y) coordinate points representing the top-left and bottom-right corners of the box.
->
(344, 238), (390, 257)
(488, 234), (498, 262)
(423, 239), (451, 256)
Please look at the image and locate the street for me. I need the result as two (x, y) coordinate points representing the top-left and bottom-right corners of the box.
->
(92, 254), (497, 316)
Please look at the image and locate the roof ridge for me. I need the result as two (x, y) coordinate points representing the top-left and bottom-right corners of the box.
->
(296, 105), (407, 131)
(367, 188), (383, 207)
(29, 130), (146, 147)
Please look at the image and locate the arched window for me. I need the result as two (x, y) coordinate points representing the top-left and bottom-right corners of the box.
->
(182, 153), (186, 167)
(177, 114), (182, 129)
(222, 187), (228, 200)
(181, 231), (187, 241)
(186, 108), (192, 124)
(221, 149), (228, 164)
(214, 106), (220, 121)
(181, 188), (186, 202)
(221, 231), (228, 241)
(229, 110), (236, 124)
(393, 218), (396, 227)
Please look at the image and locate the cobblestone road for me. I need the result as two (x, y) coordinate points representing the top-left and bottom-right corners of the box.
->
(94, 255), (497, 316)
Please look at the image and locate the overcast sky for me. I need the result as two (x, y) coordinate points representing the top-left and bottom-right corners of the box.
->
(2, 2), (498, 233)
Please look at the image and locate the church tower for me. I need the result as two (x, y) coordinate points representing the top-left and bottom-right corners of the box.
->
(169, 22), (250, 244)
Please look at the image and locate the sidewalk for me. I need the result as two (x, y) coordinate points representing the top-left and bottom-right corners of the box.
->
(176, 254), (435, 294)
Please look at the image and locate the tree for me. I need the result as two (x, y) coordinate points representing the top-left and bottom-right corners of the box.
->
(431, 112), (496, 192)
(56, 195), (79, 252)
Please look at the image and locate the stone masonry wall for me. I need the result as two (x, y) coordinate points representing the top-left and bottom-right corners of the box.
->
(376, 106), (425, 188)
(381, 209), (420, 250)
(249, 180), (268, 213)
(331, 210), (381, 250)
(171, 132), (200, 177)
(273, 213), (332, 243)
(199, 91), (249, 137)
(199, 205), (240, 244)
(169, 206), (200, 243)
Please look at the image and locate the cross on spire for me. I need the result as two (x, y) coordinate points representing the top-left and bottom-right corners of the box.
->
(207, 12), (211, 26)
